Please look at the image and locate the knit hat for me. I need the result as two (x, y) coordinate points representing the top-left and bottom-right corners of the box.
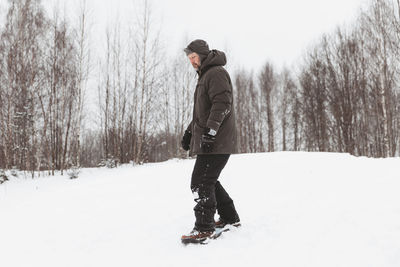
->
(184, 39), (210, 61)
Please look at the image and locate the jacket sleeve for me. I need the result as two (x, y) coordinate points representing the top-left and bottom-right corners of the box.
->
(206, 68), (232, 133)
(186, 120), (193, 133)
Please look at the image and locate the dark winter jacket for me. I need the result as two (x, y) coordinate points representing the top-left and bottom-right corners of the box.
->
(187, 50), (238, 155)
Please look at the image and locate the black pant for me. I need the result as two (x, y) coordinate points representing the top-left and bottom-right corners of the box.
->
(191, 154), (240, 231)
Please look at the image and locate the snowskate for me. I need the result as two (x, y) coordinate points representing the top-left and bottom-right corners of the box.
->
(215, 219), (241, 229)
(181, 220), (241, 245)
(181, 229), (215, 245)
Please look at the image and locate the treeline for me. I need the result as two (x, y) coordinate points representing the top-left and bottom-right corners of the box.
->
(0, 0), (195, 175)
(0, 0), (399, 177)
(0, 0), (88, 175)
(234, 0), (400, 157)
(93, 1), (195, 167)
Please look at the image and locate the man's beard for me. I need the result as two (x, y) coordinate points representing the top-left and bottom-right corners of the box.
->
(192, 62), (200, 70)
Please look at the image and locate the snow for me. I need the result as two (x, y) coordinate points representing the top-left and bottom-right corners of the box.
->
(1, 152), (400, 267)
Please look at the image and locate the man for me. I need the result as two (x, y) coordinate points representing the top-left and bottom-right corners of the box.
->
(180, 39), (240, 244)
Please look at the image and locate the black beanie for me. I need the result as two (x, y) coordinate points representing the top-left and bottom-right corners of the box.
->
(184, 39), (210, 60)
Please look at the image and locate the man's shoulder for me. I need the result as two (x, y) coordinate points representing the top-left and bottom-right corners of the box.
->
(204, 65), (229, 79)
(208, 65), (227, 73)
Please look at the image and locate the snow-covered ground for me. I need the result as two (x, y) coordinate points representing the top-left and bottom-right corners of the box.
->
(1, 152), (399, 267)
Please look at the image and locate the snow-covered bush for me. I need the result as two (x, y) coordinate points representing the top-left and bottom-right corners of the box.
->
(98, 158), (119, 168)
(67, 166), (80, 179)
(11, 166), (18, 177)
(0, 169), (9, 184)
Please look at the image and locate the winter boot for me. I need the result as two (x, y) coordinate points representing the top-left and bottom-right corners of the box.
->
(181, 229), (215, 245)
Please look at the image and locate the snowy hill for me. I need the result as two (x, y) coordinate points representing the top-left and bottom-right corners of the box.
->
(1, 152), (399, 267)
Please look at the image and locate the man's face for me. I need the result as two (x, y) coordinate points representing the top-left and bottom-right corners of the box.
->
(188, 52), (201, 70)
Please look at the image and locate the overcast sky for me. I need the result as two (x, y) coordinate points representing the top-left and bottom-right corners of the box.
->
(155, 0), (370, 70)
(59, 0), (370, 71)
(1, 0), (371, 70)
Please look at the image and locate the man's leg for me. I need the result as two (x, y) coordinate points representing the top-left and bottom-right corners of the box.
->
(215, 181), (240, 223)
(191, 154), (230, 231)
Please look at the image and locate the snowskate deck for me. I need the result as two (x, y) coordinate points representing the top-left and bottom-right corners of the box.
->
(181, 237), (209, 245)
(181, 229), (222, 245)
(181, 225), (239, 245)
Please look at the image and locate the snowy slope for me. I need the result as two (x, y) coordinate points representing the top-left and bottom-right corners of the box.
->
(1, 152), (400, 267)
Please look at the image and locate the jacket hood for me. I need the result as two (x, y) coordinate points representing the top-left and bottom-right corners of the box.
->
(200, 50), (227, 71)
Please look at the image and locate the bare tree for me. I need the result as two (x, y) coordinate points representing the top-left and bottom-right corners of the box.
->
(299, 48), (329, 152)
(158, 48), (195, 160)
(279, 68), (297, 151)
(0, 0), (46, 175)
(360, 0), (399, 156)
(259, 62), (276, 152)
(73, 0), (91, 168)
(233, 69), (264, 153)
(131, 0), (162, 163)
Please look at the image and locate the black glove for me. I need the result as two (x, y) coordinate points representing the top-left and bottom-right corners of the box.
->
(181, 130), (192, 151)
(201, 128), (216, 153)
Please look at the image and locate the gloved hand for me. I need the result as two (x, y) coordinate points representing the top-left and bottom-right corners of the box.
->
(181, 130), (192, 151)
(201, 128), (216, 153)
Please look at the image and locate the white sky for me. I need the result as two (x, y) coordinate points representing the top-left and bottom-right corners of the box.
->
(68, 0), (371, 71)
(154, 0), (370, 70)
(0, 0), (371, 71)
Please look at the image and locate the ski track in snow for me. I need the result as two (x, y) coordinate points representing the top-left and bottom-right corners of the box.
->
(1, 152), (400, 267)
